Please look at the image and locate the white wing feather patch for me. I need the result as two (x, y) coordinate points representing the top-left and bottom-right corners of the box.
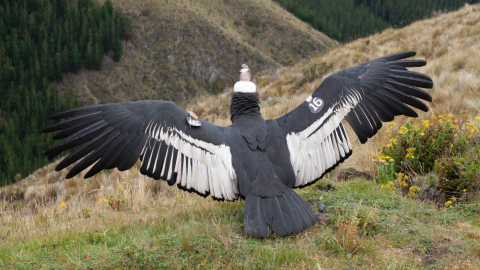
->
(142, 124), (239, 201)
(286, 90), (362, 187)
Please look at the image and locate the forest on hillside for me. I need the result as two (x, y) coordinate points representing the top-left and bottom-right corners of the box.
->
(0, 0), (131, 185)
(275, 0), (480, 42)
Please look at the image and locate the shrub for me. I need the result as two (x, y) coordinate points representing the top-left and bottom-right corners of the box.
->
(434, 146), (480, 195)
(324, 205), (379, 256)
(380, 172), (421, 198)
(302, 62), (332, 82)
(375, 113), (479, 177)
(373, 113), (480, 204)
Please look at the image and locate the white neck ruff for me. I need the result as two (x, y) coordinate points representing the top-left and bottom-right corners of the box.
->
(234, 81), (256, 93)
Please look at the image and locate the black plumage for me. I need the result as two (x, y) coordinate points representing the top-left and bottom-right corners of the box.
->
(42, 52), (433, 237)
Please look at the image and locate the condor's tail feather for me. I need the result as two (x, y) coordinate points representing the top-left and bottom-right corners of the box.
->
(243, 189), (319, 237)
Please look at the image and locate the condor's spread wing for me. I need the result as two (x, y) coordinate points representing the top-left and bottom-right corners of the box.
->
(42, 101), (239, 201)
(272, 51), (433, 188)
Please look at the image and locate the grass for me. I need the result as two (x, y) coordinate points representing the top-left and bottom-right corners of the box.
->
(1, 178), (479, 269)
(2, 3), (480, 269)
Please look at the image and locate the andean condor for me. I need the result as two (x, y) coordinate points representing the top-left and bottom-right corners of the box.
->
(42, 52), (433, 237)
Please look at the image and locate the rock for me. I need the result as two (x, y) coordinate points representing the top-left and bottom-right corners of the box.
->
(156, 25), (166, 41)
(209, 71), (218, 84)
(140, 9), (151, 17)
(336, 168), (372, 181)
(315, 183), (336, 191)
(419, 185), (446, 205)
(149, 81), (156, 90)
(27, 174), (37, 182)
(135, 69), (146, 81)
(167, 55), (175, 65)
(318, 203), (325, 213)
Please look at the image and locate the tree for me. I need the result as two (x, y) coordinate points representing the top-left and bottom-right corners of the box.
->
(0, 0), (132, 185)
(113, 36), (122, 62)
(103, 0), (113, 17)
(85, 37), (95, 69)
(94, 41), (103, 70)
(54, 52), (63, 81)
(69, 42), (81, 73)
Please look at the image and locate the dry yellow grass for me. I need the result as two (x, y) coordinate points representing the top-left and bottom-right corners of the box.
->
(1, 4), (480, 268)
(2, 160), (238, 247)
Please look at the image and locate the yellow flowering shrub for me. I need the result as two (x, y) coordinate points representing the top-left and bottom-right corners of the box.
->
(376, 113), (478, 176)
(374, 113), (480, 202)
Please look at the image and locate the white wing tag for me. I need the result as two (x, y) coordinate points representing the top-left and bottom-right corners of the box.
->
(306, 95), (324, 113)
(186, 111), (201, 127)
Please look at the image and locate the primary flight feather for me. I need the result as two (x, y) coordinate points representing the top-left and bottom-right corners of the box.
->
(42, 51), (433, 237)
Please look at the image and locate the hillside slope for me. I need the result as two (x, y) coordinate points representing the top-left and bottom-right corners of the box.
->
(1, 4), (480, 269)
(274, 0), (480, 42)
(189, 2), (480, 168)
(57, 0), (336, 105)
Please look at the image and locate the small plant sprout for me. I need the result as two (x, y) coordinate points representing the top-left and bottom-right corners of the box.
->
(83, 207), (89, 217)
(108, 194), (126, 211)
